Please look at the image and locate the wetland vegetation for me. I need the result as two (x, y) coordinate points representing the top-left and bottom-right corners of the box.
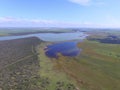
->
(0, 28), (120, 90)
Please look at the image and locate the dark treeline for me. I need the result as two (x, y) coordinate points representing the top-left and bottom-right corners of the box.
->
(89, 35), (120, 44)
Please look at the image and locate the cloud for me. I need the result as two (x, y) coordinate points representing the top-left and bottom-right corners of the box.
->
(0, 17), (82, 27)
(0, 17), (120, 28)
(68, 0), (105, 6)
(68, 0), (90, 5)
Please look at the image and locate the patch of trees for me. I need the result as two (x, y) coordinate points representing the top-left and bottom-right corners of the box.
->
(0, 37), (40, 69)
(0, 37), (41, 90)
(89, 35), (120, 44)
(0, 37), (77, 90)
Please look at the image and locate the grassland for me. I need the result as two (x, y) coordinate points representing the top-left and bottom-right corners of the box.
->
(35, 31), (120, 90)
(37, 42), (78, 90)
(0, 29), (119, 90)
(0, 36), (78, 90)
(52, 35), (120, 90)
(0, 32), (9, 36)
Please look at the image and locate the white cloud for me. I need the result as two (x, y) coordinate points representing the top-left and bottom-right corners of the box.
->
(69, 0), (90, 5)
(0, 17), (120, 28)
(0, 17), (82, 27)
(0, 17), (55, 24)
(68, 0), (105, 6)
(0, 17), (28, 22)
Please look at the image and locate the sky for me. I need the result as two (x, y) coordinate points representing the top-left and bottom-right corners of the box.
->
(0, 0), (120, 28)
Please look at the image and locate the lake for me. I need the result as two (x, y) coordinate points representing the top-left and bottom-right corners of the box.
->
(0, 32), (88, 58)
(45, 41), (81, 58)
(0, 32), (88, 42)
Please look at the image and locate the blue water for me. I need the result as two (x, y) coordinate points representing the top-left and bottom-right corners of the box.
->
(0, 32), (88, 42)
(0, 32), (87, 58)
(45, 42), (81, 58)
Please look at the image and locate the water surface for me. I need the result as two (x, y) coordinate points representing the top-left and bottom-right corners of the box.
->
(0, 32), (87, 42)
(0, 32), (87, 58)
(45, 42), (81, 58)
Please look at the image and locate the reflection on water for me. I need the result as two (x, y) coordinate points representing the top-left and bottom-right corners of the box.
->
(45, 42), (81, 58)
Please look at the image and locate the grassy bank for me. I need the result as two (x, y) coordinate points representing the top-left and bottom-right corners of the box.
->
(37, 42), (78, 90)
(53, 39), (120, 90)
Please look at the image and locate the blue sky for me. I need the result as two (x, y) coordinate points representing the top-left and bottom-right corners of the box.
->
(0, 0), (120, 28)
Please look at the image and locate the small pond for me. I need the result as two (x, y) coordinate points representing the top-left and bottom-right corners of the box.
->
(45, 41), (81, 58)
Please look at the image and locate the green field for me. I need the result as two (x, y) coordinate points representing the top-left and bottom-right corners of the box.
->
(77, 40), (120, 90)
(35, 36), (120, 90)
(33, 31), (120, 90)
(37, 42), (78, 90)
(0, 29), (120, 90)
